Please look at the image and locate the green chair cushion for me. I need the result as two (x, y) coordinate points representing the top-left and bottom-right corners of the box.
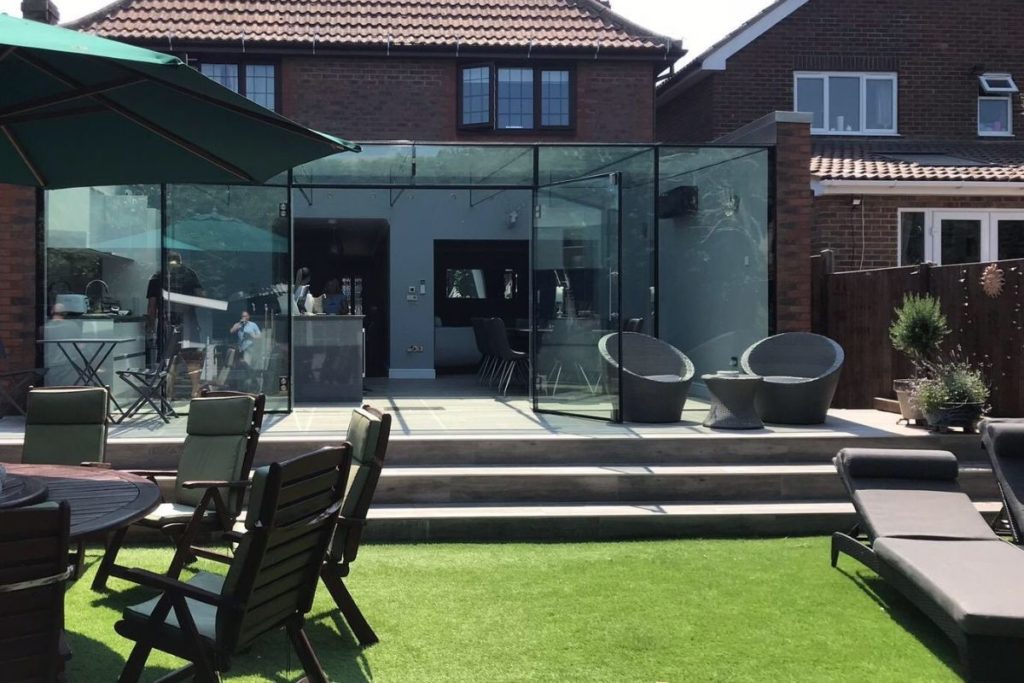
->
(26, 387), (107, 425)
(187, 395), (255, 436)
(22, 424), (106, 466)
(175, 434), (248, 508)
(347, 409), (381, 466)
(124, 571), (223, 643)
(139, 502), (217, 526)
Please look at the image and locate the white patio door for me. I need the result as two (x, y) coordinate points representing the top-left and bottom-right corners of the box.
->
(930, 211), (990, 265)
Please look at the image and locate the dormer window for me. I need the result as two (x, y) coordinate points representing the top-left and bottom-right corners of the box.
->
(977, 73), (1017, 137)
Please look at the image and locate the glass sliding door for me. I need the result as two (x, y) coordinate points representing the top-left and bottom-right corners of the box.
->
(933, 212), (986, 265)
(163, 184), (291, 411)
(995, 215), (1024, 260)
(533, 173), (622, 421)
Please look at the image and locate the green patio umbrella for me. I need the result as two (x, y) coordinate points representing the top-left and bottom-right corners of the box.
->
(0, 14), (359, 189)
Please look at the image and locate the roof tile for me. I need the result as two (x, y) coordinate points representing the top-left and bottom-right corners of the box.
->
(69, 0), (676, 53)
(811, 141), (1024, 183)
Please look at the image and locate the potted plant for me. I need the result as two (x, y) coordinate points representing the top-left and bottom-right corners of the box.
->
(888, 294), (950, 423)
(913, 358), (989, 433)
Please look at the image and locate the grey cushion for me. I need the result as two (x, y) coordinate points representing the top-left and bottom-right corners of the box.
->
(838, 448), (959, 481)
(124, 571), (223, 643)
(875, 538), (1024, 637)
(982, 422), (1024, 536)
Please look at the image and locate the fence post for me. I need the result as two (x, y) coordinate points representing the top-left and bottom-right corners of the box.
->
(810, 249), (834, 335)
(917, 261), (932, 295)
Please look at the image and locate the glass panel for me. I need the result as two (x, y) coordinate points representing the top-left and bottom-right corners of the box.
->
(164, 185), (291, 411)
(461, 66), (491, 126)
(940, 219), (982, 264)
(446, 269), (487, 298)
(658, 147), (770, 397)
(413, 145), (535, 185)
(293, 145), (413, 185)
(866, 78), (894, 130)
(534, 174), (621, 421)
(200, 63), (239, 92)
(497, 68), (534, 130)
(541, 70), (570, 127)
(796, 77), (824, 129)
(979, 99), (1011, 134)
(900, 212), (926, 265)
(997, 219), (1024, 260)
(245, 64), (276, 111)
(828, 76), (860, 132)
(43, 186), (160, 412)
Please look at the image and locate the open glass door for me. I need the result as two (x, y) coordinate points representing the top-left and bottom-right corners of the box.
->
(532, 173), (623, 421)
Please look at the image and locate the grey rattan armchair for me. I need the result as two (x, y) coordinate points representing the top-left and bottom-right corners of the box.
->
(740, 332), (844, 425)
(598, 332), (695, 423)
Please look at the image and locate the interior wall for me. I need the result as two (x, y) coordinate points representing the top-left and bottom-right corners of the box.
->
(292, 187), (531, 378)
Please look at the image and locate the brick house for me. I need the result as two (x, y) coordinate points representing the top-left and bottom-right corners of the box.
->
(656, 0), (1024, 272)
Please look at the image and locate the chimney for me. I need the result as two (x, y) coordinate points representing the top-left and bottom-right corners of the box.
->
(21, 0), (61, 24)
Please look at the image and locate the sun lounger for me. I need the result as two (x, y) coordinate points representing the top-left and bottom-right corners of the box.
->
(832, 447), (1024, 681)
(982, 421), (1024, 543)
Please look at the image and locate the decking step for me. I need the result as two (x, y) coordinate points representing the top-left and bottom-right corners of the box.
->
(372, 463), (1000, 505)
(364, 500), (1004, 543)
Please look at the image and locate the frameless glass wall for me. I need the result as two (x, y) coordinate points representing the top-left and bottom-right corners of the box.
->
(658, 147), (770, 395)
(164, 184), (291, 411)
(43, 185), (160, 412)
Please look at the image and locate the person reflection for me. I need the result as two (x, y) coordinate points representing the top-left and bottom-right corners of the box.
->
(148, 250), (205, 398)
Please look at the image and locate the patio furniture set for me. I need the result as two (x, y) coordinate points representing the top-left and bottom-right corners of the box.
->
(832, 420), (1024, 682)
(598, 331), (845, 427)
(0, 385), (393, 681)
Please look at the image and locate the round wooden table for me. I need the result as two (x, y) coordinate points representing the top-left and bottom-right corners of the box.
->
(3, 464), (160, 539)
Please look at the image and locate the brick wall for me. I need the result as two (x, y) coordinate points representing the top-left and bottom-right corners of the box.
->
(655, 74), (715, 143)
(774, 121), (814, 331)
(814, 194), (1024, 272)
(282, 56), (656, 142)
(659, 0), (1024, 142)
(0, 185), (37, 375)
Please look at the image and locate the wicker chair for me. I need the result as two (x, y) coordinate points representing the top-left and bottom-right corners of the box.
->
(740, 332), (844, 425)
(598, 332), (695, 423)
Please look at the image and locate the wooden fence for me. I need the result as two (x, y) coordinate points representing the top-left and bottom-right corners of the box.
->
(811, 251), (1024, 416)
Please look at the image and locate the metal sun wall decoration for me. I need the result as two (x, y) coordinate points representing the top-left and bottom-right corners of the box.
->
(981, 263), (1005, 298)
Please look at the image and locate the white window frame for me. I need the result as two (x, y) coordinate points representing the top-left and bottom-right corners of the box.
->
(979, 73), (1019, 95)
(897, 208), (1024, 265)
(978, 96), (1013, 137)
(793, 71), (898, 136)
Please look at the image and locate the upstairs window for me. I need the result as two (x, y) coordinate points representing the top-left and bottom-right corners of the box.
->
(200, 62), (277, 111)
(459, 64), (573, 132)
(977, 73), (1017, 137)
(794, 72), (897, 135)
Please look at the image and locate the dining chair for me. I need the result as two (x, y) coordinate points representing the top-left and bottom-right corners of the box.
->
(0, 502), (74, 682)
(91, 391), (265, 591)
(319, 405), (392, 646)
(112, 445), (351, 683)
(22, 385), (109, 466)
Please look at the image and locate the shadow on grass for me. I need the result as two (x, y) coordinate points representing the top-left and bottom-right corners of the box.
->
(65, 630), (177, 681)
(837, 565), (961, 676)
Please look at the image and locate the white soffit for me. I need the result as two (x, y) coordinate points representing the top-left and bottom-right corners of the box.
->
(812, 179), (1024, 196)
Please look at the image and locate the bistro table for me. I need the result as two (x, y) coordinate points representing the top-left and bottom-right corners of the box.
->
(2, 463), (160, 538)
(37, 337), (134, 419)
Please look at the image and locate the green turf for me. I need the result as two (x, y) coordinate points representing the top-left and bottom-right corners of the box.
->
(66, 538), (962, 682)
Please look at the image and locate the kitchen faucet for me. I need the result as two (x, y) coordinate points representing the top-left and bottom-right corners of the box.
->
(85, 279), (110, 312)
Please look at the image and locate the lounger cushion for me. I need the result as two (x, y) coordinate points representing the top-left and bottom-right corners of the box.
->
(836, 448), (997, 540)
(838, 448), (958, 481)
(982, 422), (1024, 535)
(875, 538), (1024, 637)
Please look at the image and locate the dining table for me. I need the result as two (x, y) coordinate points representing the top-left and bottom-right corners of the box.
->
(37, 337), (135, 420)
(0, 463), (160, 538)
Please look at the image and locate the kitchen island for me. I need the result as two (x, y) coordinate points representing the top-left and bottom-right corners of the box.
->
(292, 315), (364, 403)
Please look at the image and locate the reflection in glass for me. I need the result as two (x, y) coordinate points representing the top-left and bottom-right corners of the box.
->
(446, 269), (487, 299)
(497, 68), (534, 129)
(796, 77), (824, 129)
(165, 185), (291, 410)
(940, 219), (982, 265)
(979, 98), (1011, 135)
(866, 79), (894, 130)
(997, 220), (1024, 260)
(461, 66), (491, 126)
(829, 76), (860, 132)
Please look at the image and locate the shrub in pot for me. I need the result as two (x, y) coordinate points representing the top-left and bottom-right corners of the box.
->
(913, 359), (989, 433)
(888, 294), (950, 422)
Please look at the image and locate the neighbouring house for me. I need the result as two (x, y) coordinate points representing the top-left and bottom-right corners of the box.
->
(656, 0), (1024, 273)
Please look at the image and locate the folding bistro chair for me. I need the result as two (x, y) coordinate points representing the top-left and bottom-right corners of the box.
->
(0, 502), (74, 682)
(91, 391), (265, 591)
(0, 338), (44, 418)
(113, 445), (351, 683)
(320, 405), (392, 646)
(116, 356), (177, 423)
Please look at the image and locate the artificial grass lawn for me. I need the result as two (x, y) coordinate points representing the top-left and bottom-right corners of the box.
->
(67, 537), (962, 682)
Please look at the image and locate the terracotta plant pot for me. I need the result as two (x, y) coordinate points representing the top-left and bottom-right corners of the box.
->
(924, 402), (984, 434)
(893, 379), (925, 423)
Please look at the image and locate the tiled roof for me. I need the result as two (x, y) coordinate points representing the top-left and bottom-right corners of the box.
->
(69, 0), (681, 54)
(811, 141), (1024, 182)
